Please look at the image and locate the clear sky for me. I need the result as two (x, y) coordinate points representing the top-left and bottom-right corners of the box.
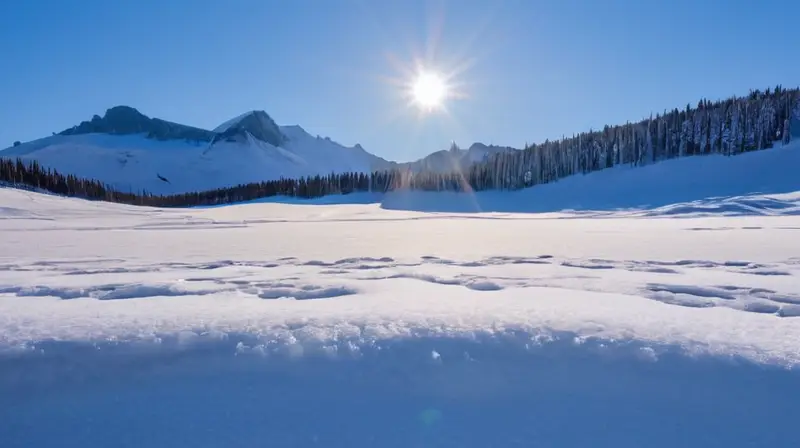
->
(1, 0), (798, 162)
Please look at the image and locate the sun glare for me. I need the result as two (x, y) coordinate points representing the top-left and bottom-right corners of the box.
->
(411, 71), (448, 112)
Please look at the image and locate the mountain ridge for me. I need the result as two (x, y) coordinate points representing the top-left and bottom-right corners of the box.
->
(3, 86), (799, 205)
(59, 105), (217, 143)
(1, 105), (512, 194)
(0, 106), (399, 194)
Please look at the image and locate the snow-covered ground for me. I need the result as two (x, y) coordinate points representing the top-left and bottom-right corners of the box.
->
(2, 183), (800, 447)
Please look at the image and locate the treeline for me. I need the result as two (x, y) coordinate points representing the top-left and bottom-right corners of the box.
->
(465, 85), (799, 190)
(0, 158), (403, 207)
(1, 86), (798, 207)
(0, 158), (149, 204)
(0, 156), (510, 207)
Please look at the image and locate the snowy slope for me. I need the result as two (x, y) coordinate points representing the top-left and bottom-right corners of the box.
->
(1, 186), (800, 447)
(223, 139), (800, 215)
(384, 140), (800, 213)
(0, 107), (393, 195)
(280, 124), (395, 174)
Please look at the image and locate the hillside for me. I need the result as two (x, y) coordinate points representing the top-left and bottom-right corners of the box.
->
(1, 106), (394, 195)
(208, 137), (799, 217)
(380, 139), (800, 214)
(4, 133), (799, 218)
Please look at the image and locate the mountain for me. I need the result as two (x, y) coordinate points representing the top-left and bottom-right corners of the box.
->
(212, 110), (286, 147)
(12, 86), (792, 200)
(401, 142), (518, 173)
(2, 106), (394, 195)
(59, 105), (217, 142)
(3, 87), (799, 211)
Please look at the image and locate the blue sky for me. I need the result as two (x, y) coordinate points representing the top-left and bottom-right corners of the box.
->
(1, 0), (798, 162)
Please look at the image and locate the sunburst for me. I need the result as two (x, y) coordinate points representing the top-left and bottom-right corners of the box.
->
(410, 70), (449, 112)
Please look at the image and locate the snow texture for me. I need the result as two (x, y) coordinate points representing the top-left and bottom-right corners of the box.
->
(2, 170), (800, 446)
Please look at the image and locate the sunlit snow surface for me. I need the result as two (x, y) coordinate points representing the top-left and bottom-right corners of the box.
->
(2, 187), (800, 447)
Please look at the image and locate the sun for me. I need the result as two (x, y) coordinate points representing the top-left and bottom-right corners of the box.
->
(410, 71), (448, 112)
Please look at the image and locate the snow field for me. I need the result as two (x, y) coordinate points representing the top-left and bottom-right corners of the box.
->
(2, 178), (800, 446)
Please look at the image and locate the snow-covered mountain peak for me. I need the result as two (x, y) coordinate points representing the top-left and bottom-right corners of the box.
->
(1, 106), (398, 194)
(213, 110), (285, 147)
(59, 105), (216, 142)
(2, 104), (515, 194)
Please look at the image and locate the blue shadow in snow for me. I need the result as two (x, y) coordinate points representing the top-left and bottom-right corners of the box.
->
(2, 335), (798, 448)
